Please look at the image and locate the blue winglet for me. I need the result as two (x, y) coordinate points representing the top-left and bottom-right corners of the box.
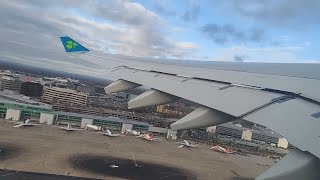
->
(60, 36), (89, 53)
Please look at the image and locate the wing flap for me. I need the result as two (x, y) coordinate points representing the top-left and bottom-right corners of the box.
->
(78, 51), (320, 102)
(244, 98), (320, 158)
(109, 67), (283, 117)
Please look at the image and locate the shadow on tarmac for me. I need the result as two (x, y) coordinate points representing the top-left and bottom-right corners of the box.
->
(69, 154), (197, 180)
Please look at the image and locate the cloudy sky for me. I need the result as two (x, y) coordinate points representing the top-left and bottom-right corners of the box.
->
(0, 0), (319, 76)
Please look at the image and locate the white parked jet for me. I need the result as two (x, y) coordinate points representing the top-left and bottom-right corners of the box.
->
(211, 145), (237, 154)
(85, 124), (102, 131)
(13, 119), (40, 128)
(138, 133), (162, 141)
(103, 129), (122, 137)
(123, 129), (140, 136)
(56, 123), (83, 131)
(177, 140), (199, 148)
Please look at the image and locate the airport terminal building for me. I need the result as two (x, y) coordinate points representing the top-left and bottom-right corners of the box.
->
(0, 91), (289, 148)
(41, 111), (151, 132)
(215, 123), (292, 149)
(0, 92), (171, 136)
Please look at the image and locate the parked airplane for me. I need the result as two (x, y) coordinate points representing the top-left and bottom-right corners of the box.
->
(13, 119), (40, 128)
(211, 145), (237, 154)
(177, 140), (199, 148)
(138, 133), (162, 141)
(110, 165), (119, 168)
(85, 124), (102, 131)
(60, 36), (320, 179)
(55, 123), (83, 131)
(103, 129), (122, 137)
(123, 129), (140, 136)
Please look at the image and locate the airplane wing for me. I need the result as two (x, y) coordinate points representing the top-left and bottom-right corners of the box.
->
(55, 125), (83, 131)
(62, 128), (74, 131)
(68, 128), (84, 131)
(103, 133), (121, 137)
(13, 124), (24, 128)
(14, 124), (33, 127)
(59, 127), (82, 131)
(74, 128), (84, 131)
(189, 144), (199, 148)
(152, 137), (163, 141)
(183, 140), (190, 146)
(59, 36), (320, 179)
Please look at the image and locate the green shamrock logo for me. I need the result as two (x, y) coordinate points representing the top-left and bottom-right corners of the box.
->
(66, 40), (78, 49)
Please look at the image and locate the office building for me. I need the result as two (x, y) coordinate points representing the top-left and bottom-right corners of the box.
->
(1, 75), (22, 92)
(20, 82), (43, 97)
(52, 103), (103, 116)
(77, 84), (95, 95)
(42, 87), (88, 106)
(156, 105), (165, 113)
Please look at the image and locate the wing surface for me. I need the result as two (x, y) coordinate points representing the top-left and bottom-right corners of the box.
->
(59, 37), (320, 167)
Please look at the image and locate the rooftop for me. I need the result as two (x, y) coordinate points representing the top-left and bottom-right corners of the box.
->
(219, 123), (283, 139)
(45, 87), (88, 95)
(0, 90), (52, 109)
(54, 111), (152, 126)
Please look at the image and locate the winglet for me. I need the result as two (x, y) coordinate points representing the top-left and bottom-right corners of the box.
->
(60, 36), (89, 53)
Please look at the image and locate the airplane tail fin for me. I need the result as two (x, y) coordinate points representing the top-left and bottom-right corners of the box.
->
(25, 119), (30, 124)
(60, 36), (89, 53)
(106, 129), (112, 135)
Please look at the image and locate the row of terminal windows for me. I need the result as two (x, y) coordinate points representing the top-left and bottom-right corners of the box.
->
(104, 112), (139, 120)
(0, 104), (49, 120)
(0, 103), (49, 112)
(55, 115), (82, 126)
(93, 119), (122, 130)
(21, 110), (41, 119)
(26, 106), (49, 111)
(0, 107), (6, 118)
(132, 124), (149, 131)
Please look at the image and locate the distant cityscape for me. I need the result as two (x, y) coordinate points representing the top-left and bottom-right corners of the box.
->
(0, 69), (195, 127)
(0, 62), (292, 157)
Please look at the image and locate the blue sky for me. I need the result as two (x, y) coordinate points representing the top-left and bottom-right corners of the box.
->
(150, 0), (320, 62)
(0, 0), (319, 76)
(136, 0), (320, 62)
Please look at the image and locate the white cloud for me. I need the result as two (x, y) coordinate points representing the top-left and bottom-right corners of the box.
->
(0, 0), (199, 70)
(210, 45), (319, 63)
(228, 0), (320, 28)
(0, 0), (318, 80)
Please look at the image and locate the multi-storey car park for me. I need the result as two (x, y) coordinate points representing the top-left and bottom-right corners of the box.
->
(42, 87), (88, 106)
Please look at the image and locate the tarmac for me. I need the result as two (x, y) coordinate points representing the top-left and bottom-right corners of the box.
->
(0, 119), (274, 180)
